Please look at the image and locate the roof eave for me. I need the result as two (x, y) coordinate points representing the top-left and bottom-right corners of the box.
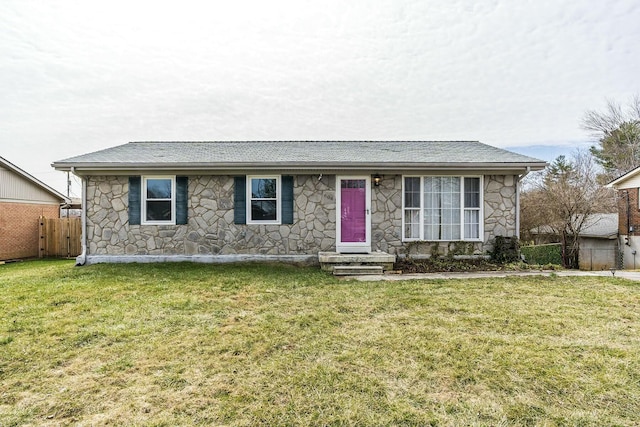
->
(606, 165), (640, 188)
(53, 161), (548, 173)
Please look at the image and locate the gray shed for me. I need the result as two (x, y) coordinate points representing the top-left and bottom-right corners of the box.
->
(577, 213), (618, 271)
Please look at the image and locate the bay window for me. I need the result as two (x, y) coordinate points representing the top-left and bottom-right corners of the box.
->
(403, 176), (482, 241)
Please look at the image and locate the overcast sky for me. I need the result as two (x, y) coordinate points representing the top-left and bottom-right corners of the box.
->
(1, 0), (639, 196)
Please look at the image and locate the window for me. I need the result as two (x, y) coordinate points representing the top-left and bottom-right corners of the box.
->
(403, 176), (482, 241)
(142, 176), (175, 224)
(464, 177), (481, 239)
(247, 176), (281, 224)
(234, 176), (293, 225)
(404, 177), (421, 239)
(424, 176), (461, 240)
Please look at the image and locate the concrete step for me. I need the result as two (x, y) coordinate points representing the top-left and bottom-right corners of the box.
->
(318, 251), (395, 264)
(318, 251), (396, 272)
(332, 265), (384, 276)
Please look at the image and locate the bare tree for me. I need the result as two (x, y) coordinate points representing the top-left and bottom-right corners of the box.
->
(520, 150), (616, 268)
(519, 181), (547, 244)
(582, 95), (640, 181)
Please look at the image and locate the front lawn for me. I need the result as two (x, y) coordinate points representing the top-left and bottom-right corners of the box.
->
(1, 260), (639, 426)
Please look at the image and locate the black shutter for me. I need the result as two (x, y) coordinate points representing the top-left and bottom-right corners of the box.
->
(281, 175), (294, 224)
(128, 176), (141, 225)
(176, 176), (188, 225)
(234, 176), (246, 224)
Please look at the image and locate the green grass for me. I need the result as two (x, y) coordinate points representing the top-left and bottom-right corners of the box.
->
(1, 260), (640, 426)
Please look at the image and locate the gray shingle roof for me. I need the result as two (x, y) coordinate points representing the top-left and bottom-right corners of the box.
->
(579, 213), (618, 239)
(52, 141), (546, 171)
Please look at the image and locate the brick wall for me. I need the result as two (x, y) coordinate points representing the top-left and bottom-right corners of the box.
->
(0, 202), (60, 260)
(617, 187), (640, 236)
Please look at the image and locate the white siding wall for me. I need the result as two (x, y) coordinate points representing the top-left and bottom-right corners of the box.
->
(0, 169), (61, 204)
(617, 175), (640, 189)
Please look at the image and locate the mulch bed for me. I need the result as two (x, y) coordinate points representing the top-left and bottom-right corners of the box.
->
(394, 258), (525, 273)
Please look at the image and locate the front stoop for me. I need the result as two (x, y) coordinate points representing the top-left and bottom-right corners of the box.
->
(318, 251), (396, 275)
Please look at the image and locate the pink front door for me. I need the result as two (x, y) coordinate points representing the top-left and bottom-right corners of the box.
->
(337, 177), (370, 253)
(340, 179), (366, 242)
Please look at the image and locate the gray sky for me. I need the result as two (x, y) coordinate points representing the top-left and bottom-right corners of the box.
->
(1, 0), (639, 196)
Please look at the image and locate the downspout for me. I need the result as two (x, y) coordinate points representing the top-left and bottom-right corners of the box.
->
(515, 175), (521, 239)
(515, 167), (531, 239)
(75, 168), (87, 266)
(626, 190), (631, 242)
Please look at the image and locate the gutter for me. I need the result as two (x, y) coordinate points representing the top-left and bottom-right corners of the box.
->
(52, 161), (549, 173)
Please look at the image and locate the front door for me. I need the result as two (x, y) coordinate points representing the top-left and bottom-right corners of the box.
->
(336, 176), (371, 253)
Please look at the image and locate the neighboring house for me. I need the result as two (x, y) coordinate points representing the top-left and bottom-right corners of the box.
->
(1, 156), (69, 260)
(52, 141), (546, 265)
(530, 213), (618, 270)
(607, 167), (640, 269)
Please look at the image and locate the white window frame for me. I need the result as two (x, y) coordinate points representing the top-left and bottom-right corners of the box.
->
(463, 177), (482, 240)
(141, 175), (176, 225)
(246, 175), (281, 225)
(402, 175), (484, 242)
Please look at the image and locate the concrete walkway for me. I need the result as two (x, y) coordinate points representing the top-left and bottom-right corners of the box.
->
(347, 269), (640, 282)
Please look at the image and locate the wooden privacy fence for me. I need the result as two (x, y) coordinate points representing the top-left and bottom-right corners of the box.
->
(39, 216), (82, 258)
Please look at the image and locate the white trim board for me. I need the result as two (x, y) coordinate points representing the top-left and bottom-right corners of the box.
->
(82, 254), (318, 265)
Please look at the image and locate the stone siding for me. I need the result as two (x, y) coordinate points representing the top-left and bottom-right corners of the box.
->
(86, 175), (336, 256)
(85, 173), (518, 257)
(484, 174), (517, 243)
(371, 174), (403, 253)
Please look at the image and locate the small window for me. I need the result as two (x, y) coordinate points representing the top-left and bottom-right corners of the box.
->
(404, 177), (421, 239)
(142, 176), (175, 224)
(247, 176), (280, 224)
(464, 177), (481, 239)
